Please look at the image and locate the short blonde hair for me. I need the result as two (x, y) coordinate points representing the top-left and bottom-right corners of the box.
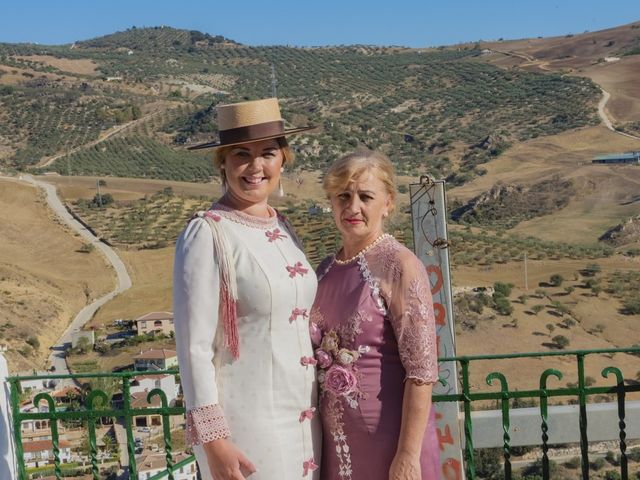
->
(323, 149), (397, 214)
(213, 136), (294, 171)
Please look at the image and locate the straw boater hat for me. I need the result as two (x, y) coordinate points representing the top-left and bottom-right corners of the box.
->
(186, 98), (316, 150)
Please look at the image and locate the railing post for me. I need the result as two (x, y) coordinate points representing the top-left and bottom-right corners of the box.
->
(576, 353), (589, 480)
(461, 358), (475, 479)
(602, 367), (627, 480)
(123, 375), (138, 479)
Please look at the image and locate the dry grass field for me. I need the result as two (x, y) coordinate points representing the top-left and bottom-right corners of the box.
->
(449, 126), (640, 243)
(0, 177), (113, 371)
(13, 55), (99, 76)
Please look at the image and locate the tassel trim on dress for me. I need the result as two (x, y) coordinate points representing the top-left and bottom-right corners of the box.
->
(202, 210), (240, 359)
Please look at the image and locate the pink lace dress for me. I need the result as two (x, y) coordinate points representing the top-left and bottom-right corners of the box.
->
(310, 236), (440, 480)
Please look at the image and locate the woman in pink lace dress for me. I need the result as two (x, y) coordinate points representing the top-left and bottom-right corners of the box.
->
(311, 150), (440, 480)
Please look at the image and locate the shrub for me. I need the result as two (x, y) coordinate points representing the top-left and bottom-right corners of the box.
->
(26, 336), (40, 349)
(604, 470), (621, 480)
(591, 457), (606, 471)
(493, 296), (513, 316)
(552, 335), (570, 349)
(494, 282), (513, 297)
(622, 299), (640, 315)
(531, 305), (545, 315)
(564, 456), (581, 469)
(549, 274), (564, 287)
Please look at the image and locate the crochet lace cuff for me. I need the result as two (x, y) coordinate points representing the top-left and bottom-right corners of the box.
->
(185, 404), (231, 445)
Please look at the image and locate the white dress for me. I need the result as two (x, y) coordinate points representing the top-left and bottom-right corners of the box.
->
(173, 204), (320, 479)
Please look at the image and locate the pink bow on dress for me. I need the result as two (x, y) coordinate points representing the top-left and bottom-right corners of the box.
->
(286, 262), (309, 277)
(303, 457), (318, 476)
(265, 228), (287, 242)
(299, 407), (316, 423)
(300, 356), (318, 366)
(289, 308), (309, 322)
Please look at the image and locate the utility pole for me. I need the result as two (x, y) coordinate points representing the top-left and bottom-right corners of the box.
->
(270, 63), (277, 98)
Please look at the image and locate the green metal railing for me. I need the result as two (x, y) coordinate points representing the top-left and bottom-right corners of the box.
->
(8, 370), (190, 480)
(433, 346), (640, 480)
(8, 346), (640, 479)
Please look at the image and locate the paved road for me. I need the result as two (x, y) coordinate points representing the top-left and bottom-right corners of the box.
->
(21, 175), (132, 378)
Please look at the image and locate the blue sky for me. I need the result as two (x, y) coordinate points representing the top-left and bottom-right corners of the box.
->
(2, 0), (639, 48)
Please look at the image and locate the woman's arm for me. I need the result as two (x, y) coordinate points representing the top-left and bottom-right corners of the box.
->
(174, 218), (254, 479)
(389, 381), (433, 480)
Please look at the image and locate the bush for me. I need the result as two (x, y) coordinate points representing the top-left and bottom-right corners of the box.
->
(552, 335), (570, 349)
(590, 457), (606, 471)
(564, 456), (581, 469)
(493, 296), (513, 315)
(26, 336), (40, 349)
(604, 471), (621, 480)
(494, 282), (513, 297)
(622, 299), (640, 315)
(549, 274), (564, 286)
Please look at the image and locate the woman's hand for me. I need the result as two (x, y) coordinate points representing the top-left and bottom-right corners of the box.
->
(203, 438), (256, 479)
(389, 451), (421, 480)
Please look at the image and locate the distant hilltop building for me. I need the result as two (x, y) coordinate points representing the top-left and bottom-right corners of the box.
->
(592, 151), (640, 165)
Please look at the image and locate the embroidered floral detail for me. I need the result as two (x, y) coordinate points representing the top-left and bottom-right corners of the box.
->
(324, 397), (353, 479)
(286, 261), (309, 277)
(265, 228), (287, 242)
(203, 211), (221, 222)
(394, 276), (439, 383)
(300, 356), (318, 366)
(315, 349), (332, 368)
(371, 235), (402, 279)
(299, 407), (316, 422)
(357, 255), (387, 315)
(303, 457), (319, 477)
(185, 404), (231, 446)
(210, 202), (278, 229)
(289, 307), (308, 323)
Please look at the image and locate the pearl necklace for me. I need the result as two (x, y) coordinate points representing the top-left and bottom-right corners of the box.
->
(334, 233), (392, 265)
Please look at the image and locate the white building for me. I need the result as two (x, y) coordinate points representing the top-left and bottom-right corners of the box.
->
(131, 374), (178, 405)
(133, 349), (178, 371)
(23, 439), (72, 468)
(137, 453), (197, 480)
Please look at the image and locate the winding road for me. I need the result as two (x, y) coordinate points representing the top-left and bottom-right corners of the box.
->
(598, 88), (640, 141)
(21, 175), (132, 378)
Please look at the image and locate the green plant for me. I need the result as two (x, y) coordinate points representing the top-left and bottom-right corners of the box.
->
(552, 335), (570, 349)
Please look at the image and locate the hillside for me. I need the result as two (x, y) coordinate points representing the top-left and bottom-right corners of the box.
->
(0, 177), (113, 371)
(0, 23), (639, 377)
(0, 26), (604, 184)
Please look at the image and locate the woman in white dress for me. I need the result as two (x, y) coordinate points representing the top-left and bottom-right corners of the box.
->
(173, 98), (320, 480)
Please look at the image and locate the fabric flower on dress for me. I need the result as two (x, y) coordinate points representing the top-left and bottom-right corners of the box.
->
(265, 228), (287, 242)
(324, 365), (358, 396)
(336, 348), (359, 366)
(321, 330), (340, 353)
(314, 349), (333, 369)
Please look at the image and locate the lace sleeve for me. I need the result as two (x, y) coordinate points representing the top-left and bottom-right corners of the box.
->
(375, 244), (438, 384)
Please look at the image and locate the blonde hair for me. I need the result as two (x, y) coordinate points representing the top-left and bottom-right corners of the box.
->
(323, 149), (397, 214)
(214, 136), (294, 171)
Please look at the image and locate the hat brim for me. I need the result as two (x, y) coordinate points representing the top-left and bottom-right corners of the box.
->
(186, 125), (317, 151)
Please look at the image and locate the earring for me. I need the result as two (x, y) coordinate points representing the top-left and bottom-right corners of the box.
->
(383, 212), (389, 218)
(278, 179), (284, 197)
(220, 171), (227, 194)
